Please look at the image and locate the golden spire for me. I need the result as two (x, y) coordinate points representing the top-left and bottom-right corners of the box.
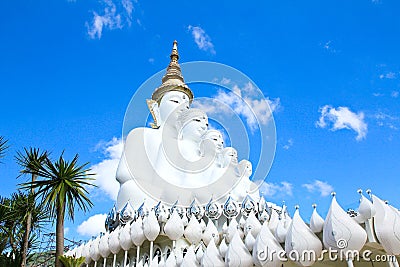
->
(152, 40), (193, 104)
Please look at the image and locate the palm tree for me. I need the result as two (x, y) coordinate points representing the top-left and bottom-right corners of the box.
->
(0, 192), (49, 267)
(20, 152), (96, 267)
(15, 148), (49, 267)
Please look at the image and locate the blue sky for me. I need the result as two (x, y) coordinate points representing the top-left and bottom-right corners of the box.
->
(1, 0), (400, 242)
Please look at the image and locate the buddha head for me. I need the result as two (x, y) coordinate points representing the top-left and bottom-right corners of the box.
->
(157, 90), (190, 127)
(177, 108), (208, 142)
(223, 147), (238, 166)
(150, 41), (193, 128)
(203, 129), (224, 152)
(239, 159), (252, 177)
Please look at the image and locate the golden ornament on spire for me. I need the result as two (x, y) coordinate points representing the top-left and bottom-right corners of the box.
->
(151, 40), (194, 104)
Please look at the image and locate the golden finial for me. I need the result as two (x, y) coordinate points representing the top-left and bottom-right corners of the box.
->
(151, 40), (194, 104)
(171, 40), (179, 62)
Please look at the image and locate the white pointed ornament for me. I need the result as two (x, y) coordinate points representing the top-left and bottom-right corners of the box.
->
(184, 214), (203, 245)
(89, 235), (101, 263)
(226, 218), (239, 243)
(120, 222), (133, 251)
(225, 231), (253, 267)
(252, 222), (284, 267)
(130, 216), (146, 246)
(130, 216), (146, 267)
(201, 239), (224, 266)
(285, 206), (323, 266)
(323, 193), (367, 265)
(244, 227), (256, 251)
(245, 210), (262, 237)
(144, 210), (161, 241)
(274, 217), (287, 243)
(202, 219), (219, 245)
(176, 247), (184, 266)
(357, 190), (376, 221)
(165, 250), (177, 266)
(144, 210), (160, 265)
(99, 232), (111, 259)
(164, 209), (184, 240)
(219, 235), (228, 258)
(181, 246), (199, 267)
(82, 239), (93, 265)
(310, 204), (324, 233)
(195, 242), (205, 263)
(372, 193), (400, 255)
(268, 208), (279, 234)
(75, 243), (84, 259)
(108, 227), (121, 255)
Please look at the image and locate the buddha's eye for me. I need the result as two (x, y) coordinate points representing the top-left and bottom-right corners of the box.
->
(170, 99), (179, 104)
(193, 118), (201, 122)
(212, 138), (218, 141)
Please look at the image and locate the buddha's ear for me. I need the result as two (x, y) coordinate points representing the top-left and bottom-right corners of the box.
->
(146, 99), (160, 129)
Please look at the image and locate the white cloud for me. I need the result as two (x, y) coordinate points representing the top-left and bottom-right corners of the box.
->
(374, 112), (399, 130)
(86, 0), (136, 39)
(302, 180), (333, 197)
(91, 137), (123, 201)
(379, 72), (396, 79)
(77, 214), (107, 237)
(259, 181), (293, 198)
(187, 25), (215, 54)
(192, 81), (280, 132)
(391, 91), (399, 98)
(373, 92), (384, 97)
(122, 0), (134, 20)
(283, 138), (293, 150)
(64, 227), (70, 236)
(316, 105), (368, 141)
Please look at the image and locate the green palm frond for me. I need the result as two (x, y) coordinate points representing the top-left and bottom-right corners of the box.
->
(20, 152), (96, 221)
(15, 147), (49, 178)
(0, 136), (9, 163)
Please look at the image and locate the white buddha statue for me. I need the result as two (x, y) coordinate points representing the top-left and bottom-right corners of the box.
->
(115, 40), (257, 207)
(198, 130), (225, 185)
(230, 160), (260, 201)
(154, 108), (209, 188)
(176, 108), (208, 162)
(116, 41), (193, 210)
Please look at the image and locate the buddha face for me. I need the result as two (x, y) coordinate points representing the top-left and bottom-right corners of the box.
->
(242, 160), (252, 177)
(223, 147), (238, 165)
(159, 91), (190, 125)
(181, 113), (208, 142)
(204, 130), (224, 152)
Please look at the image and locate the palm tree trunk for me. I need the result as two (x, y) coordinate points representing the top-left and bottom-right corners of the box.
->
(21, 174), (36, 267)
(21, 213), (32, 267)
(55, 201), (65, 267)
